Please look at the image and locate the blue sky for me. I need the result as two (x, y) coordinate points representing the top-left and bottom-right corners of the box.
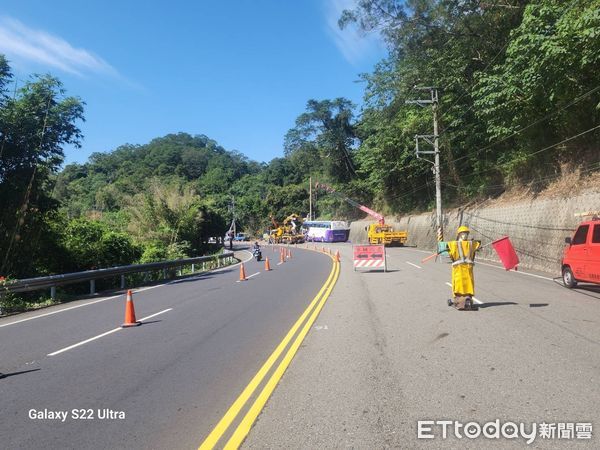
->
(0, 0), (387, 166)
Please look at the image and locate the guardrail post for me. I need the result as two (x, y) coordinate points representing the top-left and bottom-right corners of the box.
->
(50, 286), (56, 300)
(191, 263), (195, 273)
(120, 274), (126, 289)
(202, 262), (205, 272)
(163, 268), (167, 279)
(178, 268), (182, 277)
(90, 279), (95, 295)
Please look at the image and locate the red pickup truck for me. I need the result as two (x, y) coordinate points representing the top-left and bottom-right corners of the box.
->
(562, 216), (600, 287)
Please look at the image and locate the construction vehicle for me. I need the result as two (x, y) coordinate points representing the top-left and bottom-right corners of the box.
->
(315, 182), (408, 246)
(268, 214), (305, 244)
(365, 222), (408, 246)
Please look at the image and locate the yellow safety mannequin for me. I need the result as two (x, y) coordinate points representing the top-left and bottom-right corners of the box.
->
(446, 239), (481, 297)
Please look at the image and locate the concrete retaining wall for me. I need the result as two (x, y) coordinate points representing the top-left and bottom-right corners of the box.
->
(349, 189), (600, 274)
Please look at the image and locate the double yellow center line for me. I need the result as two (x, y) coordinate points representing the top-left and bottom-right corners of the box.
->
(199, 254), (340, 449)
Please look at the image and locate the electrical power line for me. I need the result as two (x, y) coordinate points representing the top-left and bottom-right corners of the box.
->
(384, 124), (600, 206)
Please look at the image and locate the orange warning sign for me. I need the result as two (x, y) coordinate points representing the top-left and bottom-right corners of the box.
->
(353, 245), (386, 272)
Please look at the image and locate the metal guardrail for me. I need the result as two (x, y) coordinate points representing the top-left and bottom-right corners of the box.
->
(0, 251), (236, 300)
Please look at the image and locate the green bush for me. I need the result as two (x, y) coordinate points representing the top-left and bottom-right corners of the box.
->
(62, 218), (142, 270)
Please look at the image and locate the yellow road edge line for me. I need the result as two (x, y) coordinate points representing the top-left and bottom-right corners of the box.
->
(224, 260), (340, 449)
(198, 256), (338, 450)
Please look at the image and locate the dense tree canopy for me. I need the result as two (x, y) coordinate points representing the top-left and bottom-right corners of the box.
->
(342, 0), (599, 204)
(284, 98), (358, 183)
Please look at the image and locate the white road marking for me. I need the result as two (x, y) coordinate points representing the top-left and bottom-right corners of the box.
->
(48, 328), (121, 356)
(444, 282), (482, 304)
(47, 308), (172, 356)
(476, 261), (554, 281)
(0, 294), (122, 329)
(138, 308), (173, 322)
(276, 262), (284, 266)
(406, 247), (555, 281)
(409, 248), (435, 254)
(406, 261), (422, 269)
(236, 272), (260, 282)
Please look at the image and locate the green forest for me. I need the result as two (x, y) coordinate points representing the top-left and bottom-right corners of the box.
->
(1, 0), (599, 291)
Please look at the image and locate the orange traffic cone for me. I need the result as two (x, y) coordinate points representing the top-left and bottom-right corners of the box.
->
(287, 249), (292, 259)
(239, 263), (247, 281)
(122, 290), (141, 327)
(265, 257), (271, 271)
(335, 250), (341, 262)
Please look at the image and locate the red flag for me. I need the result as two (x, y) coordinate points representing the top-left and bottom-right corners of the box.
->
(491, 236), (519, 270)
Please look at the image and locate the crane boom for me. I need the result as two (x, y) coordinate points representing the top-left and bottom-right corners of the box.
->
(315, 182), (385, 224)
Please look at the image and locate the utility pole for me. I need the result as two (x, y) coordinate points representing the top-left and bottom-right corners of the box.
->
(309, 176), (312, 221)
(406, 87), (444, 244)
(228, 195), (236, 236)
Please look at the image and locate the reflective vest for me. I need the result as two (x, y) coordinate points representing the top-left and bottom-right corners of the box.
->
(447, 240), (480, 266)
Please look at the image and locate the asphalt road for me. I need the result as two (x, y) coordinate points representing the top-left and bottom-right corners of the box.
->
(3, 242), (599, 449)
(244, 243), (600, 449)
(0, 245), (334, 449)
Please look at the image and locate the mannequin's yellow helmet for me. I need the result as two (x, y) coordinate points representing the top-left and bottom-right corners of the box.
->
(457, 225), (470, 237)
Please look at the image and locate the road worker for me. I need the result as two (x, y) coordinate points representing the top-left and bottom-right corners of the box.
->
(444, 226), (481, 309)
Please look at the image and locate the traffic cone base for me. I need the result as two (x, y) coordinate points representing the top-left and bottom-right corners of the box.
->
(122, 290), (141, 327)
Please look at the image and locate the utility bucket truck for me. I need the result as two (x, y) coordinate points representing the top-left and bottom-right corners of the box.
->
(315, 183), (408, 246)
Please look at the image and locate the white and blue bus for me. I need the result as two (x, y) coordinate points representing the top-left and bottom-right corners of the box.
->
(302, 220), (350, 243)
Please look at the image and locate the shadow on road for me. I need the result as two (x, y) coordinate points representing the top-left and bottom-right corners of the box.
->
(139, 320), (163, 325)
(0, 368), (41, 380)
(478, 301), (518, 309)
(574, 285), (600, 295)
(552, 279), (600, 299)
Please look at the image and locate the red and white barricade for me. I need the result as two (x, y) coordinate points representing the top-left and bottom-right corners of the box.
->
(353, 245), (387, 272)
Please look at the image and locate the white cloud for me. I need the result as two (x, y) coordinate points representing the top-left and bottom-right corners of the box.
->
(325, 0), (385, 65)
(0, 16), (118, 77)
